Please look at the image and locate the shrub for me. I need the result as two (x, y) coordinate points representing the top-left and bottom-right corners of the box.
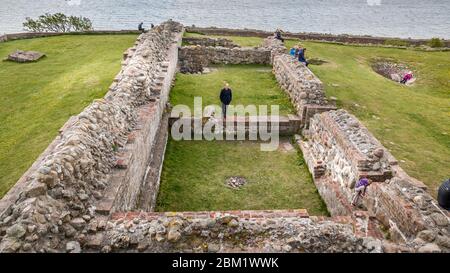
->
(23, 13), (93, 32)
(428, 38), (444, 48)
(384, 39), (410, 47)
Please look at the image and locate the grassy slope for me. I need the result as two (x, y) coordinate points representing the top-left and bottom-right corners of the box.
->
(170, 64), (295, 116)
(0, 34), (137, 197)
(156, 139), (328, 215)
(183, 32), (449, 195)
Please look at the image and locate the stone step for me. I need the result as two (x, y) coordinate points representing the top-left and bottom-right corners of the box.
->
(111, 209), (310, 221)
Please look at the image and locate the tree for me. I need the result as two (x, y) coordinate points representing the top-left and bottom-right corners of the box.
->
(428, 38), (444, 48)
(23, 13), (93, 32)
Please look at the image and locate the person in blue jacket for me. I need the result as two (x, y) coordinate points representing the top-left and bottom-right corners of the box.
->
(290, 48), (296, 57)
(298, 47), (309, 66)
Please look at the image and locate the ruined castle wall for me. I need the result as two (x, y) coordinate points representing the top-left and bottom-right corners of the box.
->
(0, 21), (184, 253)
(178, 46), (271, 73)
(299, 109), (450, 251)
(271, 52), (336, 126)
(186, 26), (450, 48)
(0, 30), (141, 43)
(83, 210), (384, 253)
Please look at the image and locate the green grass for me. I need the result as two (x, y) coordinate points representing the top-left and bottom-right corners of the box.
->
(170, 64), (295, 116)
(156, 139), (328, 215)
(284, 40), (449, 195)
(184, 32), (264, 47)
(0, 34), (137, 197)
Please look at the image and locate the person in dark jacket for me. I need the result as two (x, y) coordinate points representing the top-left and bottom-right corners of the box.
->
(298, 48), (309, 66)
(219, 83), (232, 119)
(275, 29), (284, 42)
(138, 22), (145, 32)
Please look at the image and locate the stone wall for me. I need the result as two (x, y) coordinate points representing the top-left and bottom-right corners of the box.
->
(81, 209), (385, 253)
(0, 30), (141, 43)
(178, 46), (271, 73)
(272, 51), (336, 126)
(183, 37), (239, 48)
(169, 114), (302, 137)
(0, 21), (184, 253)
(186, 26), (450, 48)
(298, 109), (450, 252)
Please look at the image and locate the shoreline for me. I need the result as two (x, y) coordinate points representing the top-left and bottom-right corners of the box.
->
(2, 26), (449, 48)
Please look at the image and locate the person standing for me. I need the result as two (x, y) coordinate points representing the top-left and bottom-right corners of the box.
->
(219, 83), (232, 119)
(275, 28), (284, 42)
(351, 176), (372, 206)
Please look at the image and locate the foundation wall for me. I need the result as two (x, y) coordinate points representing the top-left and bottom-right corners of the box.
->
(178, 46), (271, 73)
(0, 21), (184, 253)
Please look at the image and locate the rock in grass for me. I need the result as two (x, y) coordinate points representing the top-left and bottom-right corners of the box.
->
(6, 50), (45, 63)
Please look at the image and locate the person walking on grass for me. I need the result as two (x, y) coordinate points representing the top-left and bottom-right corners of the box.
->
(351, 176), (372, 206)
(220, 83), (232, 119)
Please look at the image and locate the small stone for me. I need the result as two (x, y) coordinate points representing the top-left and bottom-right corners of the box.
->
(155, 233), (165, 242)
(228, 219), (239, 228)
(435, 235), (450, 248)
(413, 196), (427, 209)
(64, 224), (77, 237)
(430, 213), (448, 226)
(418, 243), (441, 253)
(282, 245), (292, 252)
(207, 243), (220, 253)
(373, 148), (384, 158)
(70, 218), (86, 230)
(27, 225), (37, 233)
(22, 243), (32, 252)
(66, 241), (81, 253)
(6, 224), (26, 239)
(167, 230), (181, 242)
(78, 194), (89, 201)
(372, 162), (381, 171)
(101, 245), (112, 253)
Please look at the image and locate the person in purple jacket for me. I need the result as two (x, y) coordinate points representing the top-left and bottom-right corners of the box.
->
(351, 176), (372, 206)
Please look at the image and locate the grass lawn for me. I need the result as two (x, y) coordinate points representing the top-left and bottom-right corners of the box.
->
(156, 139), (328, 215)
(0, 34), (137, 197)
(170, 64), (295, 116)
(183, 32), (450, 196)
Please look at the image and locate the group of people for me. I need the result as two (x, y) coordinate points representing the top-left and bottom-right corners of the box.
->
(290, 45), (309, 66)
(274, 29), (310, 66)
(138, 22), (154, 33)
